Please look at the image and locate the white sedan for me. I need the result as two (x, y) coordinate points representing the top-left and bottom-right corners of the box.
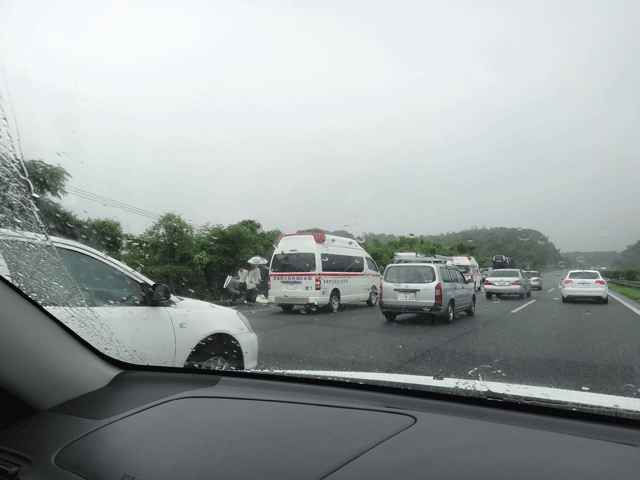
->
(560, 270), (608, 304)
(0, 229), (258, 370)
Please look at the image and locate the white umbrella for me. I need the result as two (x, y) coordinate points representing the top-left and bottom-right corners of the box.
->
(247, 256), (268, 265)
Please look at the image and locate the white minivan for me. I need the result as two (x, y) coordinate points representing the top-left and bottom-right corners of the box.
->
(268, 233), (381, 313)
(451, 255), (482, 291)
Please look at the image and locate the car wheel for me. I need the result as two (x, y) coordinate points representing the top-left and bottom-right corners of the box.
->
(486, 292), (492, 300)
(519, 290), (526, 300)
(384, 313), (397, 322)
(186, 341), (242, 371)
(280, 304), (294, 313)
(442, 301), (454, 324)
(602, 296), (608, 304)
(562, 295), (568, 303)
(465, 296), (476, 317)
(366, 288), (378, 307)
(328, 290), (341, 313)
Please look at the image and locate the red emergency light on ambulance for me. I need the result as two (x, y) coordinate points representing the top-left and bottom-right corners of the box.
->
(268, 233), (381, 313)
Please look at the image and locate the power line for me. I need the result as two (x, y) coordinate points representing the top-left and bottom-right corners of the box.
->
(66, 185), (204, 229)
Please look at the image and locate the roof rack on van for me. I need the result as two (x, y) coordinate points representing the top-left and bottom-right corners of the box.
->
(393, 252), (427, 258)
(392, 252), (453, 264)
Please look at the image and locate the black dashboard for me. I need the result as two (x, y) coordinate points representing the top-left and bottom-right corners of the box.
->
(2, 370), (640, 480)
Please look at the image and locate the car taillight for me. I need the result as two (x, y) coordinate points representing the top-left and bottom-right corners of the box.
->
(267, 275), (271, 290)
(484, 280), (492, 285)
(315, 275), (321, 291)
(595, 280), (606, 285)
(379, 282), (383, 299)
(513, 280), (521, 285)
(435, 283), (442, 302)
(563, 279), (573, 285)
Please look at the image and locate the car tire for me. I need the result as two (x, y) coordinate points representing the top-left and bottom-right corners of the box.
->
(562, 295), (568, 303)
(280, 304), (294, 313)
(519, 291), (526, 300)
(602, 296), (608, 304)
(366, 288), (378, 307)
(328, 290), (341, 313)
(442, 301), (454, 324)
(384, 313), (397, 322)
(465, 296), (476, 317)
(485, 292), (492, 300)
(186, 341), (242, 371)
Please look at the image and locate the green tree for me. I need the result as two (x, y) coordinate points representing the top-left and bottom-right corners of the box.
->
(24, 159), (70, 199)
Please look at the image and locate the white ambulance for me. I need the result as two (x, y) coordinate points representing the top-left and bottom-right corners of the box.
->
(451, 255), (482, 291)
(268, 233), (381, 313)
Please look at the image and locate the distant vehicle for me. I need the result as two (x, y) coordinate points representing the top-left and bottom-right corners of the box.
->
(483, 269), (532, 300)
(492, 255), (509, 269)
(492, 255), (515, 269)
(523, 270), (542, 290)
(451, 255), (482, 291)
(379, 262), (476, 323)
(268, 232), (381, 313)
(480, 268), (492, 282)
(560, 270), (609, 304)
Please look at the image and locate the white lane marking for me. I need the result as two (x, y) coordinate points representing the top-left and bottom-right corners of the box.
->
(548, 287), (555, 293)
(610, 293), (640, 316)
(511, 299), (536, 313)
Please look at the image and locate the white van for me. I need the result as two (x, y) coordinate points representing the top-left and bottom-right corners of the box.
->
(451, 255), (482, 291)
(268, 233), (381, 313)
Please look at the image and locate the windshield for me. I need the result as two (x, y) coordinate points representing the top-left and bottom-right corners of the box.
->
(488, 270), (519, 278)
(384, 265), (436, 284)
(2, 0), (640, 419)
(568, 271), (601, 280)
(271, 253), (316, 273)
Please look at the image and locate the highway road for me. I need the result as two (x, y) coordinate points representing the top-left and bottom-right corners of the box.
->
(242, 273), (640, 398)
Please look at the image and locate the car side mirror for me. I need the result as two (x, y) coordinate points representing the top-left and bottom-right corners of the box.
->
(151, 283), (171, 305)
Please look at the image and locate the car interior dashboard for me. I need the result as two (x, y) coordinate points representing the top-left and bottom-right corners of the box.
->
(2, 278), (640, 480)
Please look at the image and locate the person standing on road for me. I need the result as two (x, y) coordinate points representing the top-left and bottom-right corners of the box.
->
(236, 266), (248, 294)
(246, 264), (260, 306)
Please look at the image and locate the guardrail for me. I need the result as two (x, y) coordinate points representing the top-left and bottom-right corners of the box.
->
(605, 278), (640, 288)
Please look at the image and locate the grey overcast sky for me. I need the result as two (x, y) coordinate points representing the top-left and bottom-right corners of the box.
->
(1, 0), (639, 252)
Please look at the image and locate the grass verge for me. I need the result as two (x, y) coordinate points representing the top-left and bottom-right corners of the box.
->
(608, 283), (640, 302)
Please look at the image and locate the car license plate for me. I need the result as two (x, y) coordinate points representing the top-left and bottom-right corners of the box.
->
(398, 293), (415, 301)
(578, 283), (589, 288)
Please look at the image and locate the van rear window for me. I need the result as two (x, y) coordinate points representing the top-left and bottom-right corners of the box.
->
(270, 253), (316, 273)
(322, 254), (364, 273)
(455, 265), (471, 273)
(384, 265), (435, 284)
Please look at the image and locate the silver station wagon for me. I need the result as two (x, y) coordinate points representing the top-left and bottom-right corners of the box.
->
(379, 263), (476, 323)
